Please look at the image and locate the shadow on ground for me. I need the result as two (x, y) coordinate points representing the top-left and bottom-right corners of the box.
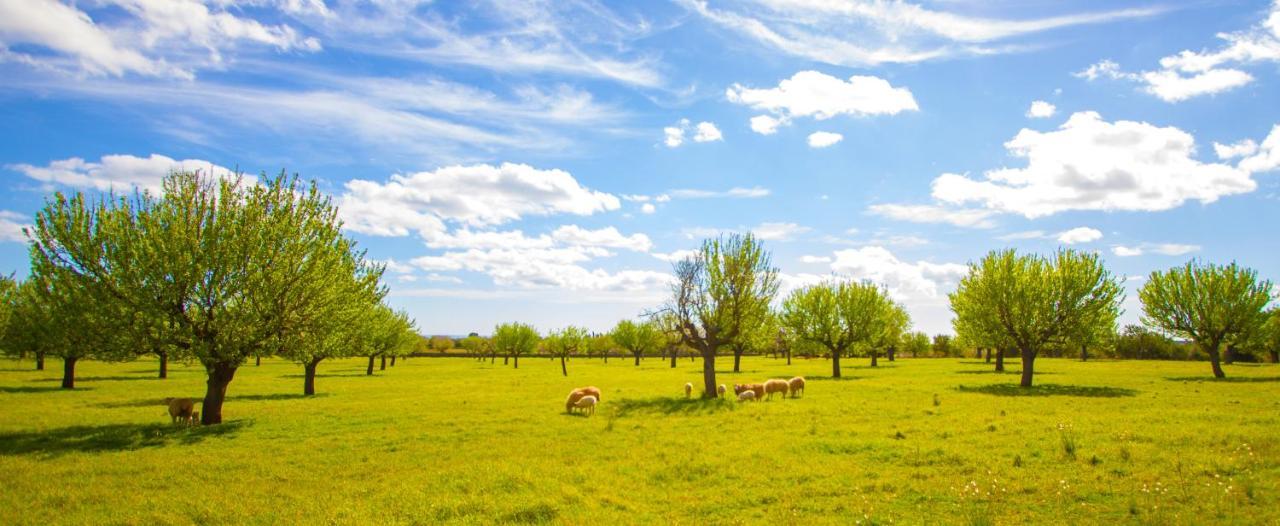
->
(955, 370), (1058, 375)
(612, 396), (736, 417)
(278, 373), (371, 379)
(957, 383), (1137, 398)
(806, 376), (861, 381)
(31, 376), (156, 383)
(0, 420), (250, 457)
(0, 385), (91, 394)
(1164, 376), (1280, 383)
(230, 393), (328, 401)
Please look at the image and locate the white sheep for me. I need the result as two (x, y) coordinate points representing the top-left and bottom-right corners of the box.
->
(737, 390), (756, 402)
(717, 384), (727, 397)
(572, 395), (597, 415)
(684, 382), (693, 398)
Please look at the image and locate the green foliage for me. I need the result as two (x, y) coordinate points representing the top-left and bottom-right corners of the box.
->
(780, 279), (897, 376)
(901, 331), (931, 358)
(610, 319), (662, 363)
(1112, 325), (1191, 360)
(931, 334), (954, 357)
(429, 336), (455, 352)
(492, 322), (539, 367)
(544, 326), (588, 375)
(1140, 261), (1273, 377)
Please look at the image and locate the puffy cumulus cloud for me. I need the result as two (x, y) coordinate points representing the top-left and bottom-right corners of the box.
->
(338, 163), (620, 238)
(1026, 100), (1056, 118)
(652, 249), (698, 263)
(8, 153), (239, 193)
(750, 115), (784, 135)
(0, 210), (29, 242)
(1214, 139), (1259, 160)
(1075, 2), (1280, 102)
(0, 0), (320, 78)
(752, 222), (810, 241)
(1056, 227), (1103, 245)
(550, 225), (653, 252)
(1111, 243), (1201, 257)
(693, 121), (723, 143)
(867, 204), (997, 229)
(807, 131), (843, 148)
(727, 72), (919, 129)
(829, 246), (967, 298)
(664, 119), (723, 147)
(640, 203), (657, 214)
(930, 112), (1256, 218)
(663, 119), (687, 148)
(410, 246), (671, 292)
(799, 255), (832, 264)
(1238, 125), (1280, 173)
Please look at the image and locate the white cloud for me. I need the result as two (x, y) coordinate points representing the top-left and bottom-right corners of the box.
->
(930, 112), (1256, 218)
(693, 121), (723, 142)
(1076, 2), (1280, 102)
(807, 131), (844, 148)
(1111, 242), (1201, 257)
(1239, 125), (1280, 173)
(799, 255), (832, 264)
(8, 153), (238, 193)
(550, 225), (652, 252)
(664, 119), (687, 148)
(1214, 139), (1259, 160)
(996, 230), (1047, 241)
(1056, 227), (1103, 245)
(652, 249), (698, 263)
(640, 203), (656, 214)
(867, 204), (997, 229)
(1026, 100), (1056, 119)
(830, 246), (966, 298)
(752, 222), (810, 241)
(409, 246), (671, 292)
(0, 210), (29, 242)
(727, 71), (919, 129)
(682, 0), (1159, 67)
(667, 186), (770, 199)
(338, 163), (620, 239)
(750, 115), (785, 135)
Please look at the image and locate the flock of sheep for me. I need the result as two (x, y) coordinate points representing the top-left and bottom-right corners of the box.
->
(565, 376), (807, 416)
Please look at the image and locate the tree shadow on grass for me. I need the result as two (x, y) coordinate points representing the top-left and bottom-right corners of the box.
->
(612, 396), (736, 417)
(278, 373), (371, 379)
(1164, 376), (1280, 383)
(806, 375), (861, 381)
(955, 370), (1058, 375)
(31, 376), (156, 383)
(230, 393), (328, 401)
(0, 385), (91, 394)
(0, 420), (250, 458)
(956, 383), (1137, 398)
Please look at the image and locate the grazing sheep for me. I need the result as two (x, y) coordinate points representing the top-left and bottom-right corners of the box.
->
(188, 411), (200, 426)
(684, 382), (693, 398)
(733, 383), (766, 399)
(737, 390), (756, 402)
(165, 397), (195, 424)
(763, 379), (789, 400)
(717, 384), (727, 397)
(788, 376), (806, 398)
(565, 386), (602, 413)
(572, 395), (597, 415)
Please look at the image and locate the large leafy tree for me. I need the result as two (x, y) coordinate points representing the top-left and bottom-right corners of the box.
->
(781, 279), (894, 378)
(364, 306), (415, 375)
(544, 326), (588, 376)
(663, 234), (779, 398)
(610, 319), (663, 366)
(866, 300), (909, 366)
(1139, 261), (1273, 378)
(493, 322), (539, 369)
(950, 249), (1122, 387)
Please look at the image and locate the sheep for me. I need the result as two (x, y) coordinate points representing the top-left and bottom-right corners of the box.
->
(788, 376), (806, 398)
(572, 395), (597, 415)
(717, 384), (727, 397)
(187, 411), (200, 426)
(733, 383), (765, 399)
(565, 386), (602, 413)
(737, 390), (756, 402)
(165, 397), (195, 424)
(684, 382), (693, 398)
(763, 379), (789, 400)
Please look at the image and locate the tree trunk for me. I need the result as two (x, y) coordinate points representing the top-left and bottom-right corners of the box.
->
(490, 351), (496, 364)
(634, 352), (641, 366)
(995, 348), (1005, 372)
(985, 348), (991, 363)
(61, 356), (77, 389)
(201, 362), (237, 425)
(1080, 344), (1088, 362)
(786, 349), (792, 365)
(670, 349), (677, 368)
(255, 355), (261, 367)
(380, 355), (387, 370)
(1019, 348), (1035, 387)
(35, 352), (44, 371)
(888, 346), (896, 362)
(504, 354), (509, 365)
(1207, 343), (1226, 378)
(976, 349), (983, 359)
(603, 352), (608, 364)
(391, 356), (397, 367)
(701, 347), (717, 398)
(513, 355), (519, 368)
(831, 349), (842, 378)
(870, 350), (878, 367)
(1223, 344), (1235, 365)
(158, 350), (168, 379)
(303, 359), (320, 396)
(366, 355), (375, 375)
(733, 347), (743, 373)
(1270, 350), (1279, 364)
(560, 356), (568, 376)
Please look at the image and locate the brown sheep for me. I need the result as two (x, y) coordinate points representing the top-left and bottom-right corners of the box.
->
(763, 379), (789, 400)
(733, 383), (765, 399)
(188, 411), (200, 426)
(788, 376), (806, 398)
(165, 397), (195, 424)
(565, 386), (602, 413)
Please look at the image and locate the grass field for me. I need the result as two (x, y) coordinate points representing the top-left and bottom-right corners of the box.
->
(1, 355), (1278, 525)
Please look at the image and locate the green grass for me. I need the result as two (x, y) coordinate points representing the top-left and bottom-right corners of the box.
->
(1, 355), (1278, 525)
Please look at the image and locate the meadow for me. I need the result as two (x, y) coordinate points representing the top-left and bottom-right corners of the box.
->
(0, 355), (1277, 525)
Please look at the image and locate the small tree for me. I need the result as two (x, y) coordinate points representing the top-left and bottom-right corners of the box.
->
(430, 335), (454, 354)
(901, 331), (931, 358)
(587, 332), (614, 363)
(611, 319), (663, 366)
(493, 322), (539, 369)
(1139, 261), (1273, 378)
(931, 334), (953, 358)
(661, 234), (779, 397)
(781, 280), (894, 378)
(865, 301), (908, 366)
(545, 326), (588, 376)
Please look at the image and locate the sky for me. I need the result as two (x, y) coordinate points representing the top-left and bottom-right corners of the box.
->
(1, 0), (1278, 337)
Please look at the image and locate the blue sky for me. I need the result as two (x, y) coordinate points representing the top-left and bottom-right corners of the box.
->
(1, 0), (1278, 336)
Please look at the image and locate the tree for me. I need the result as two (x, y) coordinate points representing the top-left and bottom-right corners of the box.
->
(364, 307), (414, 375)
(950, 249), (1122, 387)
(1258, 309), (1280, 363)
(901, 331), (931, 358)
(611, 319), (663, 366)
(865, 301), (908, 366)
(430, 335), (454, 353)
(587, 332), (614, 363)
(544, 326), (587, 376)
(728, 310), (779, 372)
(460, 334), (489, 362)
(492, 322), (538, 369)
(782, 280), (895, 378)
(662, 234), (779, 398)
(1139, 261), (1273, 378)
(931, 334), (954, 358)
